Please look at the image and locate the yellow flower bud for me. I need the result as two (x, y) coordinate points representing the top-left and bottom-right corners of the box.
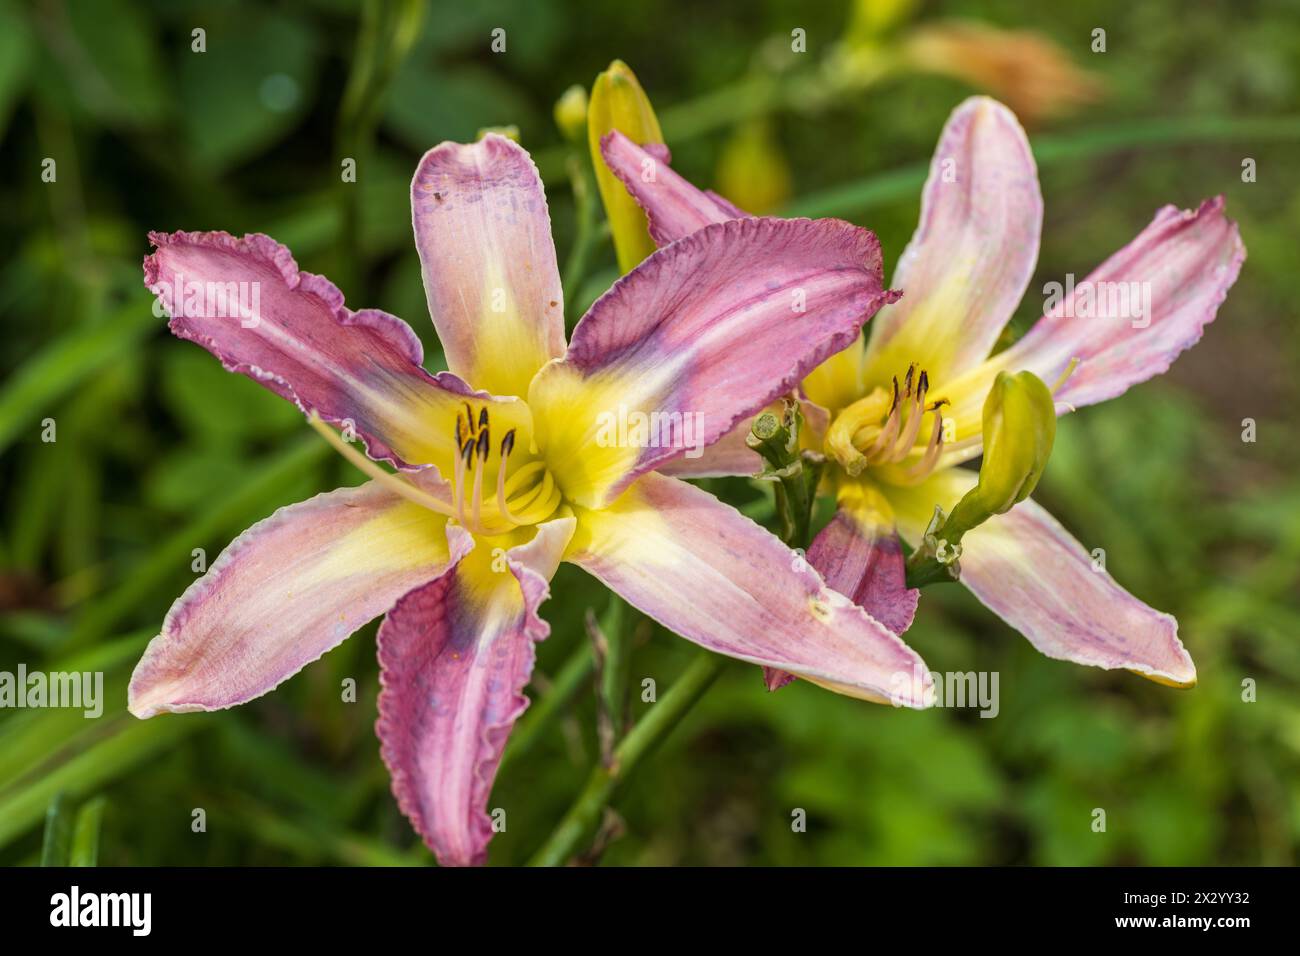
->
(715, 120), (791, 215)
(476, 125), (520, 143)
(553, 84), (588, 143)
(846, 0), (919, 43)
(979, 370), (1056, 510)
(945, 370), (1056, 538)
(587, 59), (664, 274)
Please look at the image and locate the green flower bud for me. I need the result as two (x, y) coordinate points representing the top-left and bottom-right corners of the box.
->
(946, 369), (1056, 539)
(904, 370), (1056, 589)
(587, 59), (664, 274)
(553, 84), (588, 143)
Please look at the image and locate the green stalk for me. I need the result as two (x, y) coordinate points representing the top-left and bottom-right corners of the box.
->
(527, 652), (724, 866)
(561, 152), (603, 327)
(498, 641), (595, 777)
(333, 0), (424, 297)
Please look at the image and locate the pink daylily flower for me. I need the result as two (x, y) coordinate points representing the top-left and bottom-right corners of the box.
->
(127, 133), (933, 866)
(601, 96), (1245, 689)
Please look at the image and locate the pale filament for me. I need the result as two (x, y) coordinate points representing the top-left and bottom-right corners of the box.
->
(830, 363), (950, 484)
(307, 412), (456, 518)
(858, 368), (946, 467)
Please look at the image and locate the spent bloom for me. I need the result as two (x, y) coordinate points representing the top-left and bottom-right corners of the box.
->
(128, 133), (931, 866)
(600, 96), (1244, 690)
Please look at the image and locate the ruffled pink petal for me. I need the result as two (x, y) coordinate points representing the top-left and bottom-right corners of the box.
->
(411, 134), (566, 398)
(568, 473), (932, 706)
(890, 470), (1195, 686)
(599, 130), (748, 245)
(862, 96), (1043, 384)
(376, 516), (574, 866)
(145, 230), (472, 469)
(531, 216), (899, 508)
(128, 482), (467, 718)
(1002, 195), (1245, 410)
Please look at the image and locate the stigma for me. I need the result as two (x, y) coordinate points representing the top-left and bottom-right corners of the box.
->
(826, 363), (949, 484)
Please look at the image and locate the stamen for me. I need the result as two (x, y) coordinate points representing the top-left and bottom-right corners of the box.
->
(889, 370), (929, 463)
(862, 379), (902, 462)
(496, 429), (521, 525)
(306, 413), (455, 518)
(903, 411), (945, 481)
(463, 402), (476, 434)
(455, 438), (474, 526)
(471, 430), (489, 530)
(478, 407), (489, 431)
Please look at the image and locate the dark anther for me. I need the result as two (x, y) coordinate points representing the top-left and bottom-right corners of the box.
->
(478, 407), (489, 431)
(475, 429), (490, 460)
(501, 428), (516, 458)
(463, 403), (475, 433)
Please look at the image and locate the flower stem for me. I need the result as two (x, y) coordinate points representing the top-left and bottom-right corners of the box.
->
(334, 0), (423, 297)
(527, 652), (724, 866)
(747, 401), (823, 550)
(498, 641), (594, 777)
(561, 152), (602, 328)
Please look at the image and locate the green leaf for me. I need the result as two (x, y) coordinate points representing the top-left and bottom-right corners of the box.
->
(40, 792), (74, 866)
(0, 301), (158, 458)
(0, 0), (33, 139)
(70, 797), (107, 866)
(178, 10), (319, 171)
(160, 344), (300, 443)
(384, 62), (536, 148)
(54, 0), (170, 127)
(0, 716), (208, 852)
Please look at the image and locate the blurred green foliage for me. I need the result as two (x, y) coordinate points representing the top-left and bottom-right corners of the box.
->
(1, 0), (1298, 866)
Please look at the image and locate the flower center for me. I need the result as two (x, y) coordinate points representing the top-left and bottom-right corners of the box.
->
(307, 402), (561, 537)
(825, 362), (949, 484)
(449, 402), (561, 535)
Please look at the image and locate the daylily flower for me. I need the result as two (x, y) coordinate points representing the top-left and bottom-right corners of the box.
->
(599, 96), (1245, 689)
(127, 133), (933, 866)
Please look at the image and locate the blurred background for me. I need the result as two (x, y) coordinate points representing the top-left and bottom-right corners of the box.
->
(1, 0), (1298, 866)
